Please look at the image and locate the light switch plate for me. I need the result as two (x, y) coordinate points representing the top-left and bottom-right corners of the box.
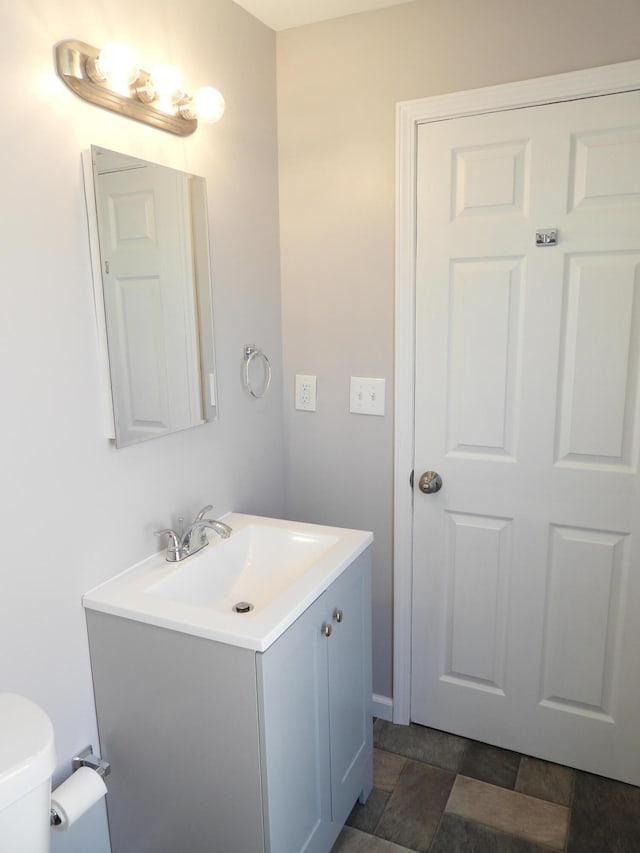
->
(295, 374), (317, 411)
(350, 377), (385, 416)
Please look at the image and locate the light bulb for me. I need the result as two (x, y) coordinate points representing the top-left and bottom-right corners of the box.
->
(88, 42), (139, 92)
(192, 87), (225, 123)
(180, 86), (225, 123)
(149, 64), (184, 108)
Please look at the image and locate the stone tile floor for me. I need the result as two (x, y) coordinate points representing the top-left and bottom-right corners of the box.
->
(331, 719), (640, 852)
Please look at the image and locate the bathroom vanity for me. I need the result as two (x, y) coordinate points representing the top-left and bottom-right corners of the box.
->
(84, 515), (373, 853)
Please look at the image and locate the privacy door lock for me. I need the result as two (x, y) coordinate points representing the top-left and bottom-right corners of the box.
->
(535, 228), (558, 246)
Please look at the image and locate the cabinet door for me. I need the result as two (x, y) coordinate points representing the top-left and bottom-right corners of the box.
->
(258, 591), (334, 853)
(327, 553), (373, 826)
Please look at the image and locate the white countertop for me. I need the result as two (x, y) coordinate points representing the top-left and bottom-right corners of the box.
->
(83, 513), (372, 652)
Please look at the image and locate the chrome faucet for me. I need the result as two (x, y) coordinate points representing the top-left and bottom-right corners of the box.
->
(155, 505), (232, 562)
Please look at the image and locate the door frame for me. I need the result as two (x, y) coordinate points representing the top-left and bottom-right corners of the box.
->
(393, 58), (640, 725)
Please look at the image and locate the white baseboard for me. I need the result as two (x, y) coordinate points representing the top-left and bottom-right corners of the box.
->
(372, 694), (393, 721)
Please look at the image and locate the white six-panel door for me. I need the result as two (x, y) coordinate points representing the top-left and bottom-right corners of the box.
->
(410, 90), (640, 784)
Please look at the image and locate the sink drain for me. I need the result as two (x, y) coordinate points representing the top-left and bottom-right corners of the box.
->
(233, 601), (254, 614)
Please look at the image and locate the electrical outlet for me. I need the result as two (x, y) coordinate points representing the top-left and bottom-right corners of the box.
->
(295, 374), (317, 411)
(350, 377), (385, 416)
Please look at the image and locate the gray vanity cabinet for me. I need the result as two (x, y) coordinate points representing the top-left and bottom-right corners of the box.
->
(86, 548), (372, 853)
(258, 548), (373, 852)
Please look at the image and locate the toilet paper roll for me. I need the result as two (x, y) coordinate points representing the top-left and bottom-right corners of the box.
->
(51, 766), (107, 831)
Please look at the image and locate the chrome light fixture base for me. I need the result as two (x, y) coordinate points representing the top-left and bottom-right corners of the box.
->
(54, 40), (198, 136)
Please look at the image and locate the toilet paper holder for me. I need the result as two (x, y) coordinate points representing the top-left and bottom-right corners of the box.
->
(50, 745), (110, 827)
(71, 745), (111, 778)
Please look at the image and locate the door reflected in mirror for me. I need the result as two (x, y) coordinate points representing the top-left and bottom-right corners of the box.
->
(83, 145), (217, 448)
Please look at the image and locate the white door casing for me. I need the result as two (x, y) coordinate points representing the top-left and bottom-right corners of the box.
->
(394, 60), (640, 783)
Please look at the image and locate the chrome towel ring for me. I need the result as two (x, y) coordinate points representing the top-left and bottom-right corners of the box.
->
(243, 344), (272, 398)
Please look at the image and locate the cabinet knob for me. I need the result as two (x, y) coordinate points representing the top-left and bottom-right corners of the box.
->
(321, 623), (332, 638)
(333, 608), (343, 623)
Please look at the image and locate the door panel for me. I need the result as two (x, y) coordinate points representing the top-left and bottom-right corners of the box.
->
(411, 91), (640, 784)
(448, 258), (522, 457)
(557, 253), (640, 467)
(327, 555), (372, 825)
(570, 128), (640, 209)
(541, 525), (628, 718)
(443, 511), (512, 693)
(452, 139), (530, 219)
(258, 590), (332, 853)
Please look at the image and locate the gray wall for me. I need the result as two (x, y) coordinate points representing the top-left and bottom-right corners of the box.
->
(0, 1), (282, 850)
(276, 0), (640, 699)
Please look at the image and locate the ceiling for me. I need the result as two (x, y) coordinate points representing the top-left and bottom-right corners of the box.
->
(233, 0), (412, 31)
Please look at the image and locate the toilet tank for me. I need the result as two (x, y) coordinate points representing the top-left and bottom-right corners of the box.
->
(0, 693), (56, 853)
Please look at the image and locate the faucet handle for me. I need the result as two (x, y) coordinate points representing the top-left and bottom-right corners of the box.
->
(155, 528), (180, 551)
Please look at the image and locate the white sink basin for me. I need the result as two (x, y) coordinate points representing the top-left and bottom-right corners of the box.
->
(147, 524), (339, 611)
(83, 514), (372, 651)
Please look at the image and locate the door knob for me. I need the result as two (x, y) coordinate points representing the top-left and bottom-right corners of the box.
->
(321, 623), (332, 637)
(418, 471), (443, 494)
(333, 608), (343, 623)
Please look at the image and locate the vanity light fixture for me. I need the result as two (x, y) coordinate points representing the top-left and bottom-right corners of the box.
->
(54, 39), (225, 136)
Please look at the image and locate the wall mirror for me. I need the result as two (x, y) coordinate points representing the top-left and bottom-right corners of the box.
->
(83, 145), (217, 448)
